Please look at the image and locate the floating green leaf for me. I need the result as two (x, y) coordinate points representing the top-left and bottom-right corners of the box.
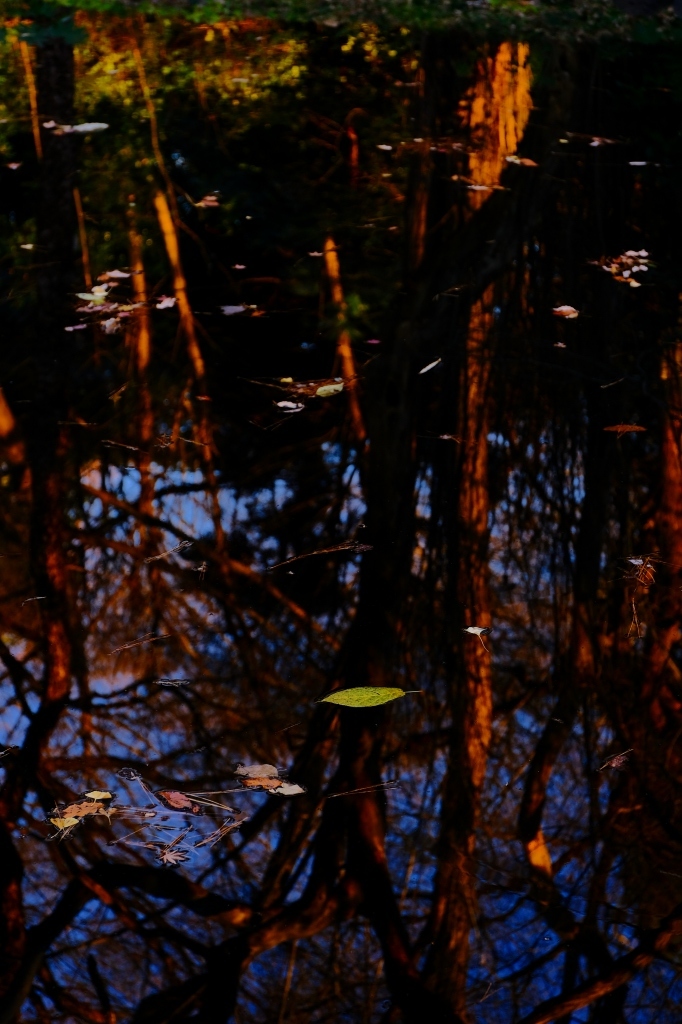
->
(320, 686), (405, 708)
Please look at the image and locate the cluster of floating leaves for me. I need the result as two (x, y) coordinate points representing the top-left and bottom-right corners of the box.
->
(591, 249), (652, 288)
(248, 376), (349, 414)
(44, 765), (306, 863)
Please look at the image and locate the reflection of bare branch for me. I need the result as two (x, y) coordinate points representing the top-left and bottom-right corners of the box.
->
(518, 898), (682, 1024)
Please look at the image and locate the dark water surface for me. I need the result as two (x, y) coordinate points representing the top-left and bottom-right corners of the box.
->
(2, 14), (682, 1024)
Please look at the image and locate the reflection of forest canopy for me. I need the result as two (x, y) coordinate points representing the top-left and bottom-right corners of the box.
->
(1, 11), (682, 1024)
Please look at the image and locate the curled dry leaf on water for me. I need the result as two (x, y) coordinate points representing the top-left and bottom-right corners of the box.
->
(220, 304), (248, 315)
(505, 154), (538, 167)
(197, 194), (220, 208)
(234, 764), (306, 795)
(603, 424), (647, 438)
(599, 749), (633, 771)
(99, 269), (130, 280)
(156, 296), (177, 309)
(47, 122), (109, 134)
(76, 284), (110, 304)
(553, 305), (579, 318)
(463, 625), (492, 652)
(419, 358), (442, 375)
(318, 686), (414, 708)
(276, 401), (305, 413)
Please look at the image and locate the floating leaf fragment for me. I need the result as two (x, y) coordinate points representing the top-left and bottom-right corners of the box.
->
(84, 791), (112, 801)
(599, 749), (633, 771)
(419, 358), (442, 375)
(156, 296), (176, 310)
(603, 424), (646, 437)
(220, 304), (248, 315)
(155, 790), (205, 815)
(463, 625), (492, 651)
(54, 122), (109, 134)
(315, 382), (344, 397)
(276, 401), (304, 412)
(505, 155), (538, 167)
(100, 269), (130, 280)
(553, 305), (579, 319)
(319, 686), (407, 708)
(234, 764), (306, 795)
(50, 816), (79, 831)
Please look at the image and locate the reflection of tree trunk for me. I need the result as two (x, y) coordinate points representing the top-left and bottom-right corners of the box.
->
(153, 191), (206, 383)
(425, 288), (494, 1020)
(323, 237), (366, 443)
(406, 139), (432, 274)
(18, 40), (42, 161)
(128, 226), (155, 515)
(0, 39), (80, 1007)
(423, 42), (533, 1018)
(642, 331), (682, 727)
(0, 389), (29, 492)
(463, 42), (532, 196)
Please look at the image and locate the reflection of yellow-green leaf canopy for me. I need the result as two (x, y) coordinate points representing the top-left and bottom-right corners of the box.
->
(320, 686), (405, 707)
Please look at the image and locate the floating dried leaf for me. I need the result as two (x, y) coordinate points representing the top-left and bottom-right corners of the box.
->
(552, 305), (579, 319)
(603, 424), (646, 437)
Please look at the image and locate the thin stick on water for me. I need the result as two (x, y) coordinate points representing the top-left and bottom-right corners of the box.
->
(327, 780), (401, 799)
(110, 633), (171, 655)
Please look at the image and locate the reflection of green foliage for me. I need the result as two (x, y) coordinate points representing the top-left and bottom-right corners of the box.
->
(0, 1), (85, 44)
(2, 0), (681, 44)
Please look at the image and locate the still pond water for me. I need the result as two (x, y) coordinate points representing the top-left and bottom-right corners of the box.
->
(1, 11), (682, 1024)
